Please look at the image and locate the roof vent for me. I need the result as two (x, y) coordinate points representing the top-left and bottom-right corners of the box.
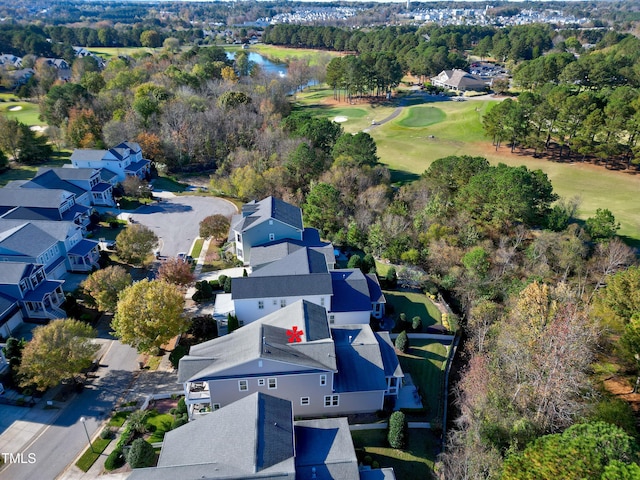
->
(348, 335), (353, 343)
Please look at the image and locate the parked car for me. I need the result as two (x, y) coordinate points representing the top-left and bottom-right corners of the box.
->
(177, 252), (194, 264)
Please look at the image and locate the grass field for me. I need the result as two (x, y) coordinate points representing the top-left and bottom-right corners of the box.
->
(398, 339), (449, 421)
(145, 412), (174, 444)
(397, 106), (446, 128)
(75, 437), (112, 472)
(351, 426), (439, 477)
(251, 44), (339, 65)
(299, 87), (640, 242)
(384, 291), (442, 328)
(88, 46), (157, 59)
(0, 101), (42, 126)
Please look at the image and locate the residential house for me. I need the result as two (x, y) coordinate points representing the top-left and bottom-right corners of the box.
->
(0, 54), (23, 68)
(0, 219), (100, 279)
(43, 58), (71, 81)
(19, 167), (116, 207)
(128, 392), (396, 480)
(0, 263), (65, 337)
(230, 247), (385, 325)
(0, 187), (92, 231)
(179, 300), (403, 419)
(249, 227), (336, 270)
(72, 47), (106, 68)
(3, 68), (34, 89)
(70, 142), (150, 183)
(229, 196), (304, 264)
(430, 68), (489, 92)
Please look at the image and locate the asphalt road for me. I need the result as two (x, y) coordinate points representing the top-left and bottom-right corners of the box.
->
(0, 339), (139, 480)
(131, 194), (237, 258)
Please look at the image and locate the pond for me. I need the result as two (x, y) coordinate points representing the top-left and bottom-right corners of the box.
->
(226, 51), (287, 77)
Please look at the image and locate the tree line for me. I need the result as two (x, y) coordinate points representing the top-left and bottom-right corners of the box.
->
(484, 34), (640, 168)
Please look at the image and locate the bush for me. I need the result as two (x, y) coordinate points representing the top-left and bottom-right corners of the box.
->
(217, 275), (228, 288)
(188, 316), (218, 341)
(104, 447), (125, 471)
(208, 279), (220, 290)
(100, 427), (113, 440)
(169, 344), (188, 369)
(171, 416), (188, 430)
(177, 397), (187, 415)
(395, 331), (409, 353)
(127, 438), (156, 468)
(388, 411), (406, 449)
(223, 276), (232, 293)
(347, 254), (362, 269)
(412, 316), (422, 331)
(227, 314), (239, 333)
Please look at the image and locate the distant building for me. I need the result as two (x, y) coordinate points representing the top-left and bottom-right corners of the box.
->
(430, 69), (489, 92)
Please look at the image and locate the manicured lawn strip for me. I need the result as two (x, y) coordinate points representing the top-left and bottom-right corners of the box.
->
(295, 103), (398, 133)
(0, 101), (42, 126)
(351, 428), (438, 477)
(375, 261), (392, 277)
(384, 291), (441, 327)
(398, 340), (449, 421)
(397, 106), (446, 128)
(145, 412), (174, 444)
(191, 238), (204, 259)
(152, 175), (187, 193)
(108, 411), (131, 428)
(75, 437), (111, 472)
(251, 44), (340, 65)
(89, 46), (157, 58)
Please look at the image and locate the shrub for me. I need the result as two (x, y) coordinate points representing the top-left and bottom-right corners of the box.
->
(171, 416), (188, 430)
(395, 331), (409, 353)
(347, 254), (362, 269)
(169, 344), (188, 369)
(127, 410), (149, 434)
(100, 428), (113, 440)
(208, 279), (220, 290)
(227, 314), (239, 333)
(104, 447), (125, 471)
(363, 455), (373, 466)
(217, 275), (228, 288)
(177, 397), (187, 415)
(412, 316), (422, 331)
(126, 438), (155, 468)
(388, 411), (406, 449)
(223, 276), (232, 293)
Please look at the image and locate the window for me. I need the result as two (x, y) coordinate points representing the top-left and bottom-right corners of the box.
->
(324, 395), (339, 407)
(212, 404), (221, 411)
(268, 378), (277, 389)
(320, 297), (325, 307)
(273, 299), (278, 305)
(269, 233), (275, 241)
(238, 380), (248, 391)
(280, 299), (286, 308)
(320, 375), (327, 386)
(258, 300), (264, 310)
(258, 379), (265, 387)
(329, 315), (335, 324)
(301, 397), (310, 406)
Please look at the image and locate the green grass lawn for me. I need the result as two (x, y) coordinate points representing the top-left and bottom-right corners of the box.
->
(351, 428), (439, 478)
(397, 106), (446, 128)
(0, 101), (42, 126)
(191, 238), (204, 259)
(145, 412), (174, 444)
(0, 151), (71, 187)
(108, 411), (131, 428)
(152, 175), (187, 193)
(88, 46), (157, 59)
(398, 340), (449, 421)
(75, 437), (112, 472)
(384, 290), (441, 329)
(251, 44), (339, 65)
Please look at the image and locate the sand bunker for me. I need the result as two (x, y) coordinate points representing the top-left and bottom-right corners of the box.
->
(30, 126), (46, 132)
(8, 105), (22, 111)
(333, 116), (348, 123)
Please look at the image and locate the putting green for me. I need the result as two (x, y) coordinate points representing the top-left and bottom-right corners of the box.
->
(397, 106), (446, 128)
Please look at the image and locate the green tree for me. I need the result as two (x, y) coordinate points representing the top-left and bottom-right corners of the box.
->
(127, 438), (155, 468)
(82, 266), (132, 313)
(331, 132), (379, 166)
(140, 30), (161, 48)
(601, 460), (640, 480)
(113, 279), (187, 354)
(115, 224), (158, 266)
(199, 214), (230, 240)
(395, 330), (409, 353)
(586, 208), (620, 241)
(304, 182), (343, 238)
(388, 411), (406, 449)
(18, 319), (99, 391)
(502, 422), (639, 480)
(217, 91), (251, 110)
(462, 247), (491, 279)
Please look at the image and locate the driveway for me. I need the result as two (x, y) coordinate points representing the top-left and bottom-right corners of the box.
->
(131, 194), (237, 258)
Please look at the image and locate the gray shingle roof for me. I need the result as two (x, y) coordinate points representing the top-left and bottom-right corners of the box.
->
(366, 274), (386, 304)
(0, 292), (18, 317)
(0, 188), (72, 209)
(0, 222), (58, 257)
(22, 170), (85, 196)
(359, 468), (397, 480)
(250, 228), (336, 269)
(128, 393), (295, 480)
(0, 262), (35, 284)
(234, 196), (303, 233)
(179, 301), (336, 383)
(231, 273), (333, 300)
(376, 332), (404, 379)
(331, 269), (373, 313)
(1, 206), (60, 221)
(70, 149), (110, 162)
(332, 326), (388, 393)
(251, 248), (328, 277)
(38, 167), (96, 181)
(294, 417), (360, 480)
(114, 141), (142, 154)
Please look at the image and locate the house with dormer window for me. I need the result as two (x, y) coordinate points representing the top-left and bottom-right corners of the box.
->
(70, 142), (150, 183)
(0, 219), (100, 279)
(178, 300), (402, 420)
(127, 392), (396, 480)
(0, 262), (65, 337)
(229, 196), (304, 264)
